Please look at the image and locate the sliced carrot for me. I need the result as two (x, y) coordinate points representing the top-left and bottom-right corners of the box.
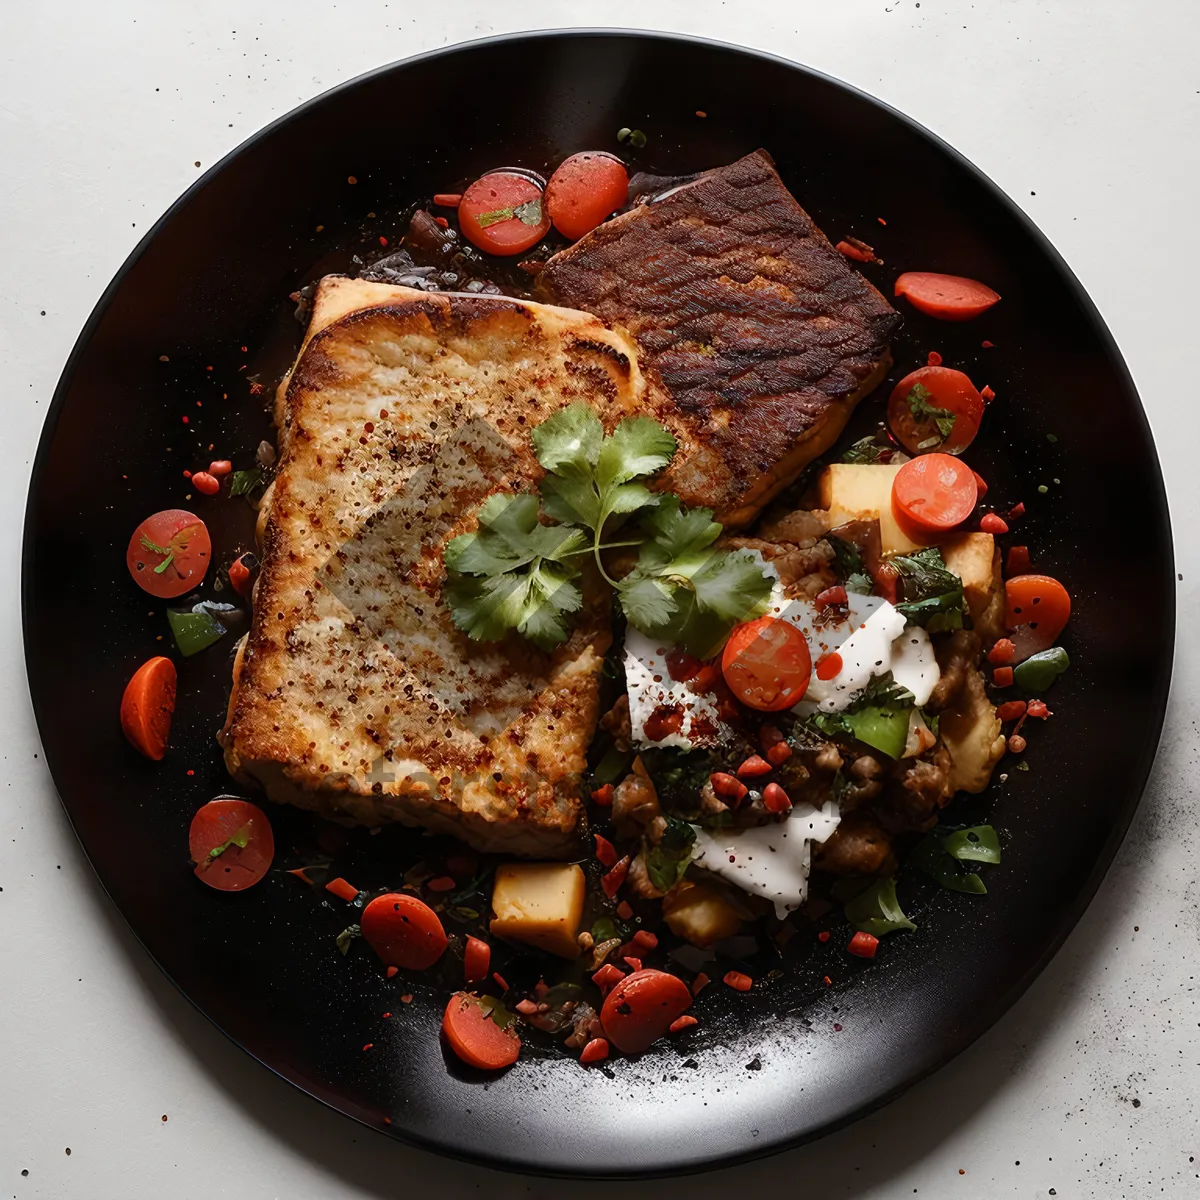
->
(189, 798), (274, 892)
(463, 936), (491, 983)
(545, 152), (629, 241)
(120, 657), (176, 760)
(361, 893), (448, 971)
(1004, 574), (1071, 657)
(442, 993), (520, 1070)
(891, 453), (978, 537)
(724, 970), (753, 992)
(600, 969), (692, 1054)
(894, 272), (1001, 321)
(325, 876), (360, 903)
(432, 193), (462, 208)
(459, 172), (549, 256)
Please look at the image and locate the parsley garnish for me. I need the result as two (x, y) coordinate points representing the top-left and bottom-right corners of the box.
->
(443, 405), (773, 655)
(827, 535), (874, 595)
(475, 198), (543, 229)
(840, 435), (894, 464)
(229, 468), (264, 497)
(644, 818), (697, 892)
(907, 382), (957, 449)
(890, 546), (966, 632)
(140, 534), (175, 575)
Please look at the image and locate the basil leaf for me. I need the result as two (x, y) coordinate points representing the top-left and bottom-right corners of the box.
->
(644, 818), (696, 892)
(844, 875), (916, 936)
(1013, 647), (1070, 691)
(941, 824), (1001, 864)
(911, 833), (988, 894)
(891, 547), (966, 631)
(167, 608), (227, 656)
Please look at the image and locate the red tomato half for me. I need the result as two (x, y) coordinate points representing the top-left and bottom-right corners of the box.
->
(458, 172), (550, 256)
(891, 453), (978, 537)
(1004, 574), (1071, 657)
(887, 366), (984, 456)
(721, 616), (813, 711)
(545, 152), (629, 241)
(127, 509), (211, 598)
(894, 272), (1001, 321)
(442, 993), (521, 1070)
(189, 798), (274, 891)
(601, 969), (693, 1055)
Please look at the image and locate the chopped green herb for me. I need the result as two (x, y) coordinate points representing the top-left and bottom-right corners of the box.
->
(335, 923), (361, 955)
(208, 825), (251, 859)
(476, 198), (544, 229)
(844, 875), (916, 937)
(167, 607), (227, 656)
(229, 468), (265, 497)
(591, 917), (618, 944)
(1012, 646), (1070, 691)
(140, 534), (175, 575)
(477, 994), (516, 1028)
(906, 382), (956, 447)
(807, 673), (916, 759)
(616, 127), (632, 142)
(840, 435), (893, 464)
(890, 546), (966, 632)
(628, 129), (647, 149)
(644, 818), (696, 892)
(1046, 433), (1059, 443)
(912, 823), (1001, 893)
(1015, 760), (1030, 771)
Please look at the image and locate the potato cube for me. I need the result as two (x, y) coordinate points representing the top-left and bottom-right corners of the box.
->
(489, 863), (585, 959)
(662, 881), (743, 948)
(941, 533), (997, 621)
(819, 462), (922, 555)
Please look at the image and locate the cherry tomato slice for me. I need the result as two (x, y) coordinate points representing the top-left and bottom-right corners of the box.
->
(887, 366), (984, 456)
(442, 992), (521, 1070)
(1004, 574), (1071, 658)
(545, 152), (629, 241)
(891, 453), (978, 537)
(189, 798), (274, 891)
(361, 892), (448, 970)
(120, 656), (176, 760)
(894, 272), (1001, 321)
(127, 509), (212, 598)
(458, 172), (550, 256)
(601, 969), (693, 1055)
(721, 616), (813, 711)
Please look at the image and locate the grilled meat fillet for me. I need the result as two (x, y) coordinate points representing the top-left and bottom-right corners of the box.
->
(220, 278), (659, 857)
(540, 149), (901, 527)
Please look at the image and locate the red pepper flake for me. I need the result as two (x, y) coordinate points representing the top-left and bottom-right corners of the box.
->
(817, 930), (831, 943)
(981, 339), (994, 348)
(670, 1014), (699, 1032)
(695, 110), (707, 118)
(623, 956), (643, 972)
(515, 999), (539, 1016)
(632, 929), (659, 951)
(205, 365), (213, 372)
(325, 876), (360, 903)
(186, 769), (194, 776)
(877, 216), (887, 226)
(579, 1037), (609, 1064)
(286, 867), (313, 885)
(847, 931), (879, 958)
(926, 350), (943, 366)
(492, 972), (510, 991)
(979, 513), (1009, 534)
(348, 175), (358, 185)
(616, 901), (634, 920)
(379, 236), (389, 247)
(426, 875), (456, 892)
(182, 469), (192, 479)
(434, 216), (449, 228)
(249, 381), (264, 395)
(835, 237), (880, 264)
(1006, 545), (1032, 575)
(601, 856), (630, 898)
(382, 1012), (391, 1018)
(208, 460), (232, 477)
(766, 741), (792, 766)
(432, 193), (462, 208)
(988, 639), (1016, 665)
(692, 972), (711, 996)
(981, 384), (996, 403)
(724, 970), (753, 992)
(384, 1117), (392, 1125)
(592, 963), (626, 995)
(362, 1043), (374, 1051)
(181, 416), (189, 424)
(594, 833), (618, 868)
(386, 966), (399, 979)
(710, 773), (749, 802)
(191, 471), (219, 496)
(1026, 699), (1052, 719)
(736, 754), (772, 778)
(823, 975), (832, 987)
(763, 782), (792, 813)
(815, 585), (848, 609)
(400, 994), (413, 1003)
(364, 421), (375, 434)
(996, 700), (1028, 722)
(590, 783), (614, 807)
(815, 651), (843, 682)
(992, 666), (1014, 688)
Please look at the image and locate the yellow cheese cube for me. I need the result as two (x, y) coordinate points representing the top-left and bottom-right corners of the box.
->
(941, 534), (997, 623)
(489, 863), (585, 959)
(818, 462), (923, 555)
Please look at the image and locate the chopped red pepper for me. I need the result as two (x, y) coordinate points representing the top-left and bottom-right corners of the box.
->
(592, 963), (625, 995)
(463, 936), (490, 983)
(432, 193), (462, 208)
(848, 931), (879, 958)
(286, 867), (313, 885)
(325, 876), (359, 903)
(992, 666), (1014, 688)
(594, 833), (618, 868)
(1026, 699), (1052, 719)
(386, 966), (399, 979)
(835, 238), (878, 263)
(710, 773), (749, 802)
(616, 901), (634, 920)
(996, 700), (1028, 722)
(590, 783), (614, 807)
(815, 585), (848, 609)
(632, 930), (659, 951)
(724, 971), (753, 992)
(980, 513), (1009, 534)
(692, 972), (711, 996)
(623, 956), (643, 972)
(762, 782), (792, 813)
(737, 754), (773, 778)
(601, 855), (630, 898)
(515, 999), (538, 1016)
(874, 562), (899, 604)
(972, 471), (989, 500)
(981, 384), (996, 402)
(228, 554), (254, 599)
(426, 875), (456, 892)
(981, 339), (994, 348)
(817, 930), (831, 944)
(1007, 501), (1026, 519)
(987, 638), (1016, 665)
(579, 1037), (609, 1064)
(815, 651), (843, 681)
(926, 350), (943, 366)
(669, 1014), (699, 1033)
(766, 741), (792, 766)
(492, 972), (510, 991)
(1006, 545), (1032, 575)
(434, 216), (449, 228)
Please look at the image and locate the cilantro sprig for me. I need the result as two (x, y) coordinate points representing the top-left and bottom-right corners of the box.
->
(907, 382), (957, 450)
(443, 405), (773, 654)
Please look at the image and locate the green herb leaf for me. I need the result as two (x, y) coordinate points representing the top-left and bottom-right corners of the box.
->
(476, 198), (544, 229)
(890, 546), (966, 632)
(806, 673), (916, 759)
(628, 129), (648, 149)
(616, 127), (632, 143)
(591, 916), (619, 944)
(841, 435), (894, 464)
(941, 824), (1002, 865)
(644, 818), (696, 892)
(167, 607), (227, 656)
(592, 745), (634, 786)
(208, 825), (251, 859)
(911, 830), (989, 894)
(229, 468), (265, 497)
(906, 382), (957, 446)
(477, 994), (516, 1028)
(335, 923), (361, 955)
(827, 535), (865, 579)
(140, 534), (176, 575)
(844, 875), (916, 936)
(1012, 646), (1070, 691)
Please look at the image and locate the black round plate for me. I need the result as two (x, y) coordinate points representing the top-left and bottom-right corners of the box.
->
(23, 31), (1174, 1178)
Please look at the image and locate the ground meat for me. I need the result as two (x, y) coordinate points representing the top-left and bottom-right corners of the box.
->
(884, 744), (952, 832)
(626, 851), (666, 900)
(757, 509), (829, 546)
(600, 694), (632, 751)
(814, 743), (844, 774)
(841, 752), (884, 810)
(927, 630), (982, 711)
(724, 536), (836, 592)
(697, 779), (730, 820)
(611, 771), (660, 840)
(813, 814), (896, 876)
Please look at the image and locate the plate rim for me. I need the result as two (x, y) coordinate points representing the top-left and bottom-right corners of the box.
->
(20, 27), (1177, 1178)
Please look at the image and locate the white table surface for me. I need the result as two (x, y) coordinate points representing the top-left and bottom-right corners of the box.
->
(2, 2), (1197, 1196)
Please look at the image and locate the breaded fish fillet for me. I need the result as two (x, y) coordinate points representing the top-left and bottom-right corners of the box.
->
(220, 279), (654, 856)
(540, 149), (901, 527)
